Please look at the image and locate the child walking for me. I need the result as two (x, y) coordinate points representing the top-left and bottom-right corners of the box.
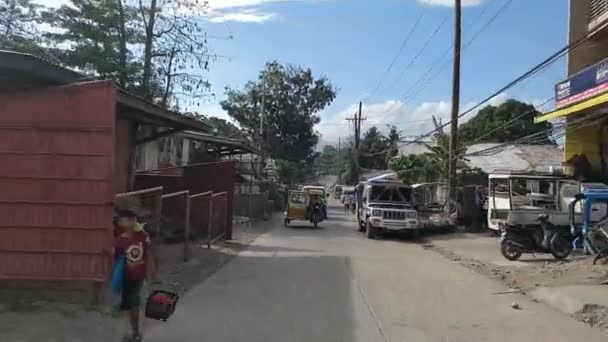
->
(114, 209), (155, 342)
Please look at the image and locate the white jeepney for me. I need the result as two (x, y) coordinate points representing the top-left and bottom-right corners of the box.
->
(356, 173), (418, 239)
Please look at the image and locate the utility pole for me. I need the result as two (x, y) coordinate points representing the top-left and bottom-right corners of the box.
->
(337, 137), (342, 184)
(258, 80), (266, 179)
(448, 0), (461, 200)
(345, 101), (365, 185)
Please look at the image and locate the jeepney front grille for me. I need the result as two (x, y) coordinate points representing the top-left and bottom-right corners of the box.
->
(383, 211), (406, 220)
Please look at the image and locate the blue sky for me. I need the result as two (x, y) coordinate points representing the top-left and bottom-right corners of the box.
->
(200, 0), (568, 145)
(43, 0), (569, 144)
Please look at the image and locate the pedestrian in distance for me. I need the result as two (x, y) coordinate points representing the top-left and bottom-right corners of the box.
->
(114, 209), (156, 342)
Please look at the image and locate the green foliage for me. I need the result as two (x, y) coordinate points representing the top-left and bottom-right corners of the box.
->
(359, 126), (389, 170)
(459, 99), (553, 145)
(0, 0), (52, 59)
(42, 0), (143, 89)
(389, 153), (443, 184)
(316, 145), (339, 175)
(221, 61), (337, 162)
(276, 159), (305, 186)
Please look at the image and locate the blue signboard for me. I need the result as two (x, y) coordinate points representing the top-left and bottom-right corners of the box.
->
(555, 57), (608, 109)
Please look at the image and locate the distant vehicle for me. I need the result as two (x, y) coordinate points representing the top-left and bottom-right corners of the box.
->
(487, 172), (608, 234)
(412, 182), (455, 230)
(302, 185), (328, 219)
(284, 189), (326, 228)
(356, 173), (418, 239)
(334, 185), (343, 199)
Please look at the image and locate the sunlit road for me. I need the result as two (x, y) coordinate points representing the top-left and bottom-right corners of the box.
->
(147, 200), (606, 341)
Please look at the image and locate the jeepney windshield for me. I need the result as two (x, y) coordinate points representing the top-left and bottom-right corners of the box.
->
(370, 184), (412, 203)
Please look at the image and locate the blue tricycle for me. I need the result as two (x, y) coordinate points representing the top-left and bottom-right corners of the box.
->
(568, 189), (608, 264)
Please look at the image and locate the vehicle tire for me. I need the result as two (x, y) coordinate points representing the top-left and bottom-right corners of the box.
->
(593, 247), (608, 265)
(366, 220), (377, 239)
(550, 235), (572, 260)
(500, 239), (522, 261)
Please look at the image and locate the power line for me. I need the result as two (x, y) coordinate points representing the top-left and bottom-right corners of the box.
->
(402, 0), (514, 103)
(367, 11), (426, 102)
(368, 0), (509, 120)
(379, 14), (450, 98)
(394, 19), (603, 153)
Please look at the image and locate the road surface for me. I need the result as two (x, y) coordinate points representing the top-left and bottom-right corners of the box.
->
(147, 201), (606, 341)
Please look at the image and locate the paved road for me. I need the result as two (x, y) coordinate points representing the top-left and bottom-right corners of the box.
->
(147, 202), (606, 342)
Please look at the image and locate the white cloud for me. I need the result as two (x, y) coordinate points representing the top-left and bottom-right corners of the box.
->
(318, 92), (509, 145)
(417, 0), (483, 7)
(206, 0), (316, 23)
(207, 0), (297, 9)
(208, 9), (275, 23)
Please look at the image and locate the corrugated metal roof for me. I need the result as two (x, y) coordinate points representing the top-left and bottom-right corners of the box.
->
(465, 143), (563, 174)
(0, 50), (209, 132)
(398, 141), (434, 156)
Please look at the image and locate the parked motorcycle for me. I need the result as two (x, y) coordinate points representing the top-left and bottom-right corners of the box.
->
(500, 214), (573, 261)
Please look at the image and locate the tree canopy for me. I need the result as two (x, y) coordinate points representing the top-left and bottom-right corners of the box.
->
(459, 99), (553, 145)
(1, 0), (214, 109)
(221, 61), (337, 162)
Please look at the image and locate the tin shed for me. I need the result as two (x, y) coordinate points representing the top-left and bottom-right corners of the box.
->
(0, 51), (209, 282)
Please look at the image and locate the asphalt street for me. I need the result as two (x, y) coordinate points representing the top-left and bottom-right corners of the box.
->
(147, 200), (606, 342)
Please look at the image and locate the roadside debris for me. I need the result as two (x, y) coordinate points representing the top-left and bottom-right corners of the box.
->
(511, 302), (521, 310)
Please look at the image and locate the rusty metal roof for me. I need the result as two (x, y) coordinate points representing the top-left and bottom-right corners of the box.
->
(0, 50), (209, 132)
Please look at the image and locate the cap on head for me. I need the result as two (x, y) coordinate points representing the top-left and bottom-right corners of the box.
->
(116, 209), (137, 218)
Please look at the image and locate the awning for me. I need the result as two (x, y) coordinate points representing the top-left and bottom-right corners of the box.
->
(534, 92), (608, 123)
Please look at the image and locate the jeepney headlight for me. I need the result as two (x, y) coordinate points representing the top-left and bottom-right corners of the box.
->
(407, 212), (417, 219)
(372, 209), (382, 217)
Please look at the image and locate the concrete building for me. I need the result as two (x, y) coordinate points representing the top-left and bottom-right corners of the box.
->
(535, 1), (608, 179)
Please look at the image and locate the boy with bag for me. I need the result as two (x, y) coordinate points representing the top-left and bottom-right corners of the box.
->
(113, 209), (155, 342)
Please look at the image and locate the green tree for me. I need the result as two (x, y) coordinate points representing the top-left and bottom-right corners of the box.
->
(0, 0), (50, 58)
(221, 61), (337, 162)
(459, 99), (553, 145)
(359, 126), (388, 170)
(43, 0), (143, 90)
(385, 125), (401, 166)
(317, 145), (339, 175)
(276, 159), (305, 186)
(389, 153), (442, 184)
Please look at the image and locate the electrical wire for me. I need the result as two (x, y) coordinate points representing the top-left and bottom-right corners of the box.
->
(368, 0), (515, 124)
(378, 14), (450, 99)
(387, 18), (608, 155)
(401, 0), (514, 103)
(367, 10), (426, 102)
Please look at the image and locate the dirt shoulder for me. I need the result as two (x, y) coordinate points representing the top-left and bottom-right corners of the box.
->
(419, 230), (608, 334)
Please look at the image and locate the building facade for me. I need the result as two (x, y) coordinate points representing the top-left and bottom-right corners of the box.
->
(535, 0), (608, 180)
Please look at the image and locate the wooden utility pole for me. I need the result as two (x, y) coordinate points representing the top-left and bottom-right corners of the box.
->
(258, 80), (266, 178)
(337, 137), (342, 184)
(345, 102), (365, 184)
(448, 0), (462, 200)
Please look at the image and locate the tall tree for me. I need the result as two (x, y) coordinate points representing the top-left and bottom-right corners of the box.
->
(459, 99), (553, 145)
(0, 0), (48, 57)
(136, 0), (212, 107)
(317, 145), (339, 175)
(221, 61), (336, 162)
(359, 126), (388, 170)
(385, 125), (401, 166)
(43, 0), (143, 90)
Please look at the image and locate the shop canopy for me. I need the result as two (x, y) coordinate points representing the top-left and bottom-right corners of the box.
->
(534, 91), (608, 123)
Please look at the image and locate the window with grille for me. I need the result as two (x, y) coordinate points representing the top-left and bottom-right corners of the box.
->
(588, 0), (608, 28)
